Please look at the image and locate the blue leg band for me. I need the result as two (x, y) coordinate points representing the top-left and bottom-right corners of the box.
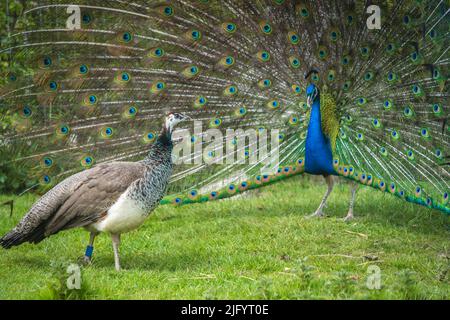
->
(85, 245), (94, 258)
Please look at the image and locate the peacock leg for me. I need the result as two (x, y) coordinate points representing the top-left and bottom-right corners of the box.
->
(111, 233), (121, 271)
(308, 175), (334, 218)
(344, 183), (358, 222)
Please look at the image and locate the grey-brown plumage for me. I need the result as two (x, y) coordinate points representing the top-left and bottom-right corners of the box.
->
(0, 162), (145, 248)
(0, 113), (189, 270)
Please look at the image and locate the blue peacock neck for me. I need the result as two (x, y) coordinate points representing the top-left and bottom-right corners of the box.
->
(305, 99), (336, 176)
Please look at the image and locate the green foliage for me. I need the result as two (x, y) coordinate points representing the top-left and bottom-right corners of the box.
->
(0, 177), (448, 299)
(0, 156), (31, 194)
(37, 260), (92, 300)
(0, 1), (37, 193)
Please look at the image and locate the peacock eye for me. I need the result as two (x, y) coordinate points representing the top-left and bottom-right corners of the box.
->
(49, 81), (58, 90)
(403, 15), (410, 24)
(43, 57), (52, 67)
(79, 64), (88, 74)
(223, 22), (237, 33)
(122, 32), (132, 42)
(58, 125), (70, 135)
(163, 6), (174, 16)
(21, 106), (32, 118)
(261, 23), (272, 34)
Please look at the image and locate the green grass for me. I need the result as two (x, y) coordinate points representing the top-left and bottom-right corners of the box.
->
(0, 176), (449, 299)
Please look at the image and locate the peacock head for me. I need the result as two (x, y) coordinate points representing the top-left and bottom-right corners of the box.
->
(306, 83), (319, 107)
(165, 112), (190, 133)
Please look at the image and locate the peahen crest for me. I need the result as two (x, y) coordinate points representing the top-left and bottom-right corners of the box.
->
(0, 0), (448, 213)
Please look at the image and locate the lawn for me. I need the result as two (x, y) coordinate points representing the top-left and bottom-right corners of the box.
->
(0, 176), (448, 299)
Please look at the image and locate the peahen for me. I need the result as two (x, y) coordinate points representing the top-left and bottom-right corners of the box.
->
(0, 0), (449, 232)
(0, 113), (190, 271)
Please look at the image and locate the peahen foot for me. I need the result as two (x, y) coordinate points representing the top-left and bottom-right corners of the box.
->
(83, 255), (92, 264)
(77, 255), (92, 266)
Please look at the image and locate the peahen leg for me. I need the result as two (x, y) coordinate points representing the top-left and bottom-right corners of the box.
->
(308, 175), (334, 218)
(344, 183), (358, 222)
(111, 233), (121, 271)
(83, 232), (98, 264)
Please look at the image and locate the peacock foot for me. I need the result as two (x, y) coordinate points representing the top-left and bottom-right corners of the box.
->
(307, 210), (324, 219)
(343, 211), (354, 222)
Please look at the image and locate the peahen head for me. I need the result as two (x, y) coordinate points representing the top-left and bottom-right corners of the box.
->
(306, 83), (319, 107)
(165, 112), (190, 134)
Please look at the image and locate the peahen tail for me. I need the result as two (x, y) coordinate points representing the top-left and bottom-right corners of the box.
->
(1, 1), (448, 213)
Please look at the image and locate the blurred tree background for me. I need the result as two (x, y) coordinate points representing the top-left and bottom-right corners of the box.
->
(1, 0), (35, 194)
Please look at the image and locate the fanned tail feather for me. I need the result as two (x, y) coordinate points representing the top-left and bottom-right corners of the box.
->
(0, 0), (448, 214)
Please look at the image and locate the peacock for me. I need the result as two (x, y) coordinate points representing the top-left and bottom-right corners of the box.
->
(0, 0), (449, 236)
(0, 112), (189, 270)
